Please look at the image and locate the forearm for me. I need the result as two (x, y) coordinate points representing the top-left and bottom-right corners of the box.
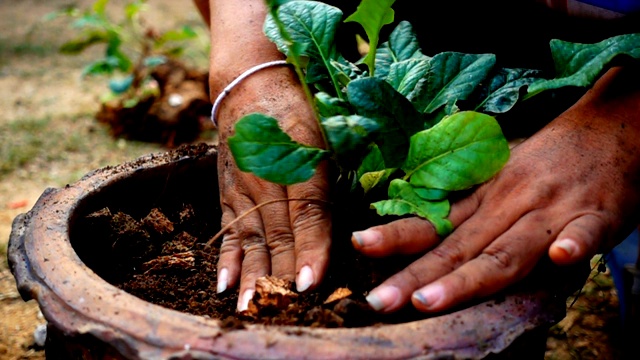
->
(545, 65), (640, 237)
(206, 1), (286, 97)
(559, 66), (640, 181)
(573, 66), (640, 130)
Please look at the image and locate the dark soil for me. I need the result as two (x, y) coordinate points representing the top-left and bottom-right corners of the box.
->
(74, 160), (433, 329)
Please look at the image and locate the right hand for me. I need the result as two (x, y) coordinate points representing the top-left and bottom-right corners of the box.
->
(210, 63), (332, 312)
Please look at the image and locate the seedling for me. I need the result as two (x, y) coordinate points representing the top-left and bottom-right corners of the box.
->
(47, 0), (206, 107)
(227, 0), (639, 236)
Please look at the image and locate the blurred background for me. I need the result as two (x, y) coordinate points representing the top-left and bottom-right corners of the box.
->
(0, 1), (214, 358)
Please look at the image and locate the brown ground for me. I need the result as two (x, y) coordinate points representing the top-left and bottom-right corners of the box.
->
(0, 1), (627, 359)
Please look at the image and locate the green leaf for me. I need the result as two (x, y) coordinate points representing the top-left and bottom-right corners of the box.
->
(125, 1), (147, 19)
(81, 56), (120, 76)
(59, 32), (109, 54)
(72, 14), (106, 29)
(414, 187), (449, 201)
(527, 34), (640, 97)
(315, 92), (351, 118)
(386, 58), (430, 100)
(228, 113), (329, 185)
(105, 34), (132, 72)
(330, 57), (364, 86)
(158, 26), (197, 44)
(476, 68), (542, 114)
(413, 52), (496, 114)
(371, 179), (453, 236)
(347, 77), (425, 168)
(344, 0), (396, 77)
(357, 144), (394, 193)
(264, 0), (344, 97)
(321, 115), (379, 155)
(403, 111), (509, 191)
(375, 20), (428, 78)
(93, 0), (110, 16)
(109, 75), (133, 94)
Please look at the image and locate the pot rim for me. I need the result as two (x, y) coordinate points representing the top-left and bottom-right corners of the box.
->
(8, 144), (569, 360)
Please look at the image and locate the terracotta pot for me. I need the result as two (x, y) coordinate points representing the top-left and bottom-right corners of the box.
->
(8, 144), (583, 360)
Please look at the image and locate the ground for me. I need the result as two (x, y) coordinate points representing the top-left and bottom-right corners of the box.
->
(0, 1), (628, 359)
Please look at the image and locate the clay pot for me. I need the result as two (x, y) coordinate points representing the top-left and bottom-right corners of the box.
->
(8, 144), (581, 360)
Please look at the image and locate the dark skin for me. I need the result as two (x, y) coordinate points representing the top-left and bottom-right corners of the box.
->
(195, 0), (640, 313)
(354, 66), (640, 312)
(196, 0), (332, 311)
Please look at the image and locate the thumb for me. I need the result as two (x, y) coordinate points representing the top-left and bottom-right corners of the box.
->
(549, 214), (606, 265)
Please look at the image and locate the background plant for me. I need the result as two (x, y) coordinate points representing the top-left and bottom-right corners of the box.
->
(231, 0), (640, 236)
(46, 0), (209, 107)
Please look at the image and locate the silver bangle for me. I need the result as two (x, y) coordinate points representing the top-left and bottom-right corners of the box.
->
(210, 60), (290, 127)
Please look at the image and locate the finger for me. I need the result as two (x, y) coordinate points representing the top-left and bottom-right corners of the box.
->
(216, 204), (242, 294)
(352, 217), (442, 258)
(289, 164), (332, 293)
(365, 195), (530, 313)
(549, 214), (607, 265)
(215, 147), (242, 294)
(410, 218), (551, 312)
(230, 194), (271, 312)
(251, 184), (296, 281)
(352, 191), (481, 258)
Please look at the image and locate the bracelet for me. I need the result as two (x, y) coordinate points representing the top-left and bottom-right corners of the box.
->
(210, 60), (290, 127)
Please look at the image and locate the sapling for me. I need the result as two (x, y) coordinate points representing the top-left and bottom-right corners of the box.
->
(217, 0), (640, 239)
(48, 0), (207, 106)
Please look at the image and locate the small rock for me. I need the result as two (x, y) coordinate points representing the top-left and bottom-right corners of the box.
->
(168, 93), (184, 107)
(33, 323), (47, 348)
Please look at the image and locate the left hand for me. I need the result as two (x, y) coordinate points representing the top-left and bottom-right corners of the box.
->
(352, 66), (640, 313)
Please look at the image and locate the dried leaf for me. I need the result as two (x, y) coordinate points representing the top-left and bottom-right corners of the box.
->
(324, 287), (352, 304)
(244, 276), (299, 316)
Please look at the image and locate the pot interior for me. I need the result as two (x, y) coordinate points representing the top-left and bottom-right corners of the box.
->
(69, 146), (220, 285)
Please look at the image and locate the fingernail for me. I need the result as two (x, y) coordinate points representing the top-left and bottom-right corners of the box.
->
(413, 284), (444, 309)
(237, 289), (254, 312)
(554, 238), (578, 257)
(352, 229), (382, 248)
(216, 268), (228, 294)
(296, 265), (314, 292)
(366, 286), (400, 311)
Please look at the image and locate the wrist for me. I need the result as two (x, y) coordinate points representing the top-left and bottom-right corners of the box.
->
(211, 60), (290, 127)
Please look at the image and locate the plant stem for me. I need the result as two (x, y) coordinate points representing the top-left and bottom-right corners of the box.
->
(205, 198), (332, 248)
(266, 4), (331, 150)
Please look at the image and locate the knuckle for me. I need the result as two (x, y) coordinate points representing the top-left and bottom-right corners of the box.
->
(290, 203), (329, 233)
(451, 271), (471, 290)
(403, 266), (427, 290)
(267, 233), (295, 257)
(241, 235), (267, 252)
(219, 235), (241, 256)
(430, 242), (466, 270)
(480, 246), (514, 272)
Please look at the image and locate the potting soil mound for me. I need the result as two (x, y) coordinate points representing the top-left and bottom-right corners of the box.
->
(82, 201), (429, 328)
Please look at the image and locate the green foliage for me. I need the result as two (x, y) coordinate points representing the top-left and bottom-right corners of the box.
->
(228, 114), (330, 185)
(48, 0), (205, 100)
(344, 0), (396, 76)
(228, 0), (640, 237)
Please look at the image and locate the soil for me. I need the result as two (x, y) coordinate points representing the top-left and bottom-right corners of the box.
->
(0, 0), (630, 359)
(75, 188), (436, 329)
(96, 59), (213, 148)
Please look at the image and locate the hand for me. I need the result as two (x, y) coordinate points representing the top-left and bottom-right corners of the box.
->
(200, 0), (332, 312)
(212, 65), (332, 312)
(352, 66), (640, 313)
